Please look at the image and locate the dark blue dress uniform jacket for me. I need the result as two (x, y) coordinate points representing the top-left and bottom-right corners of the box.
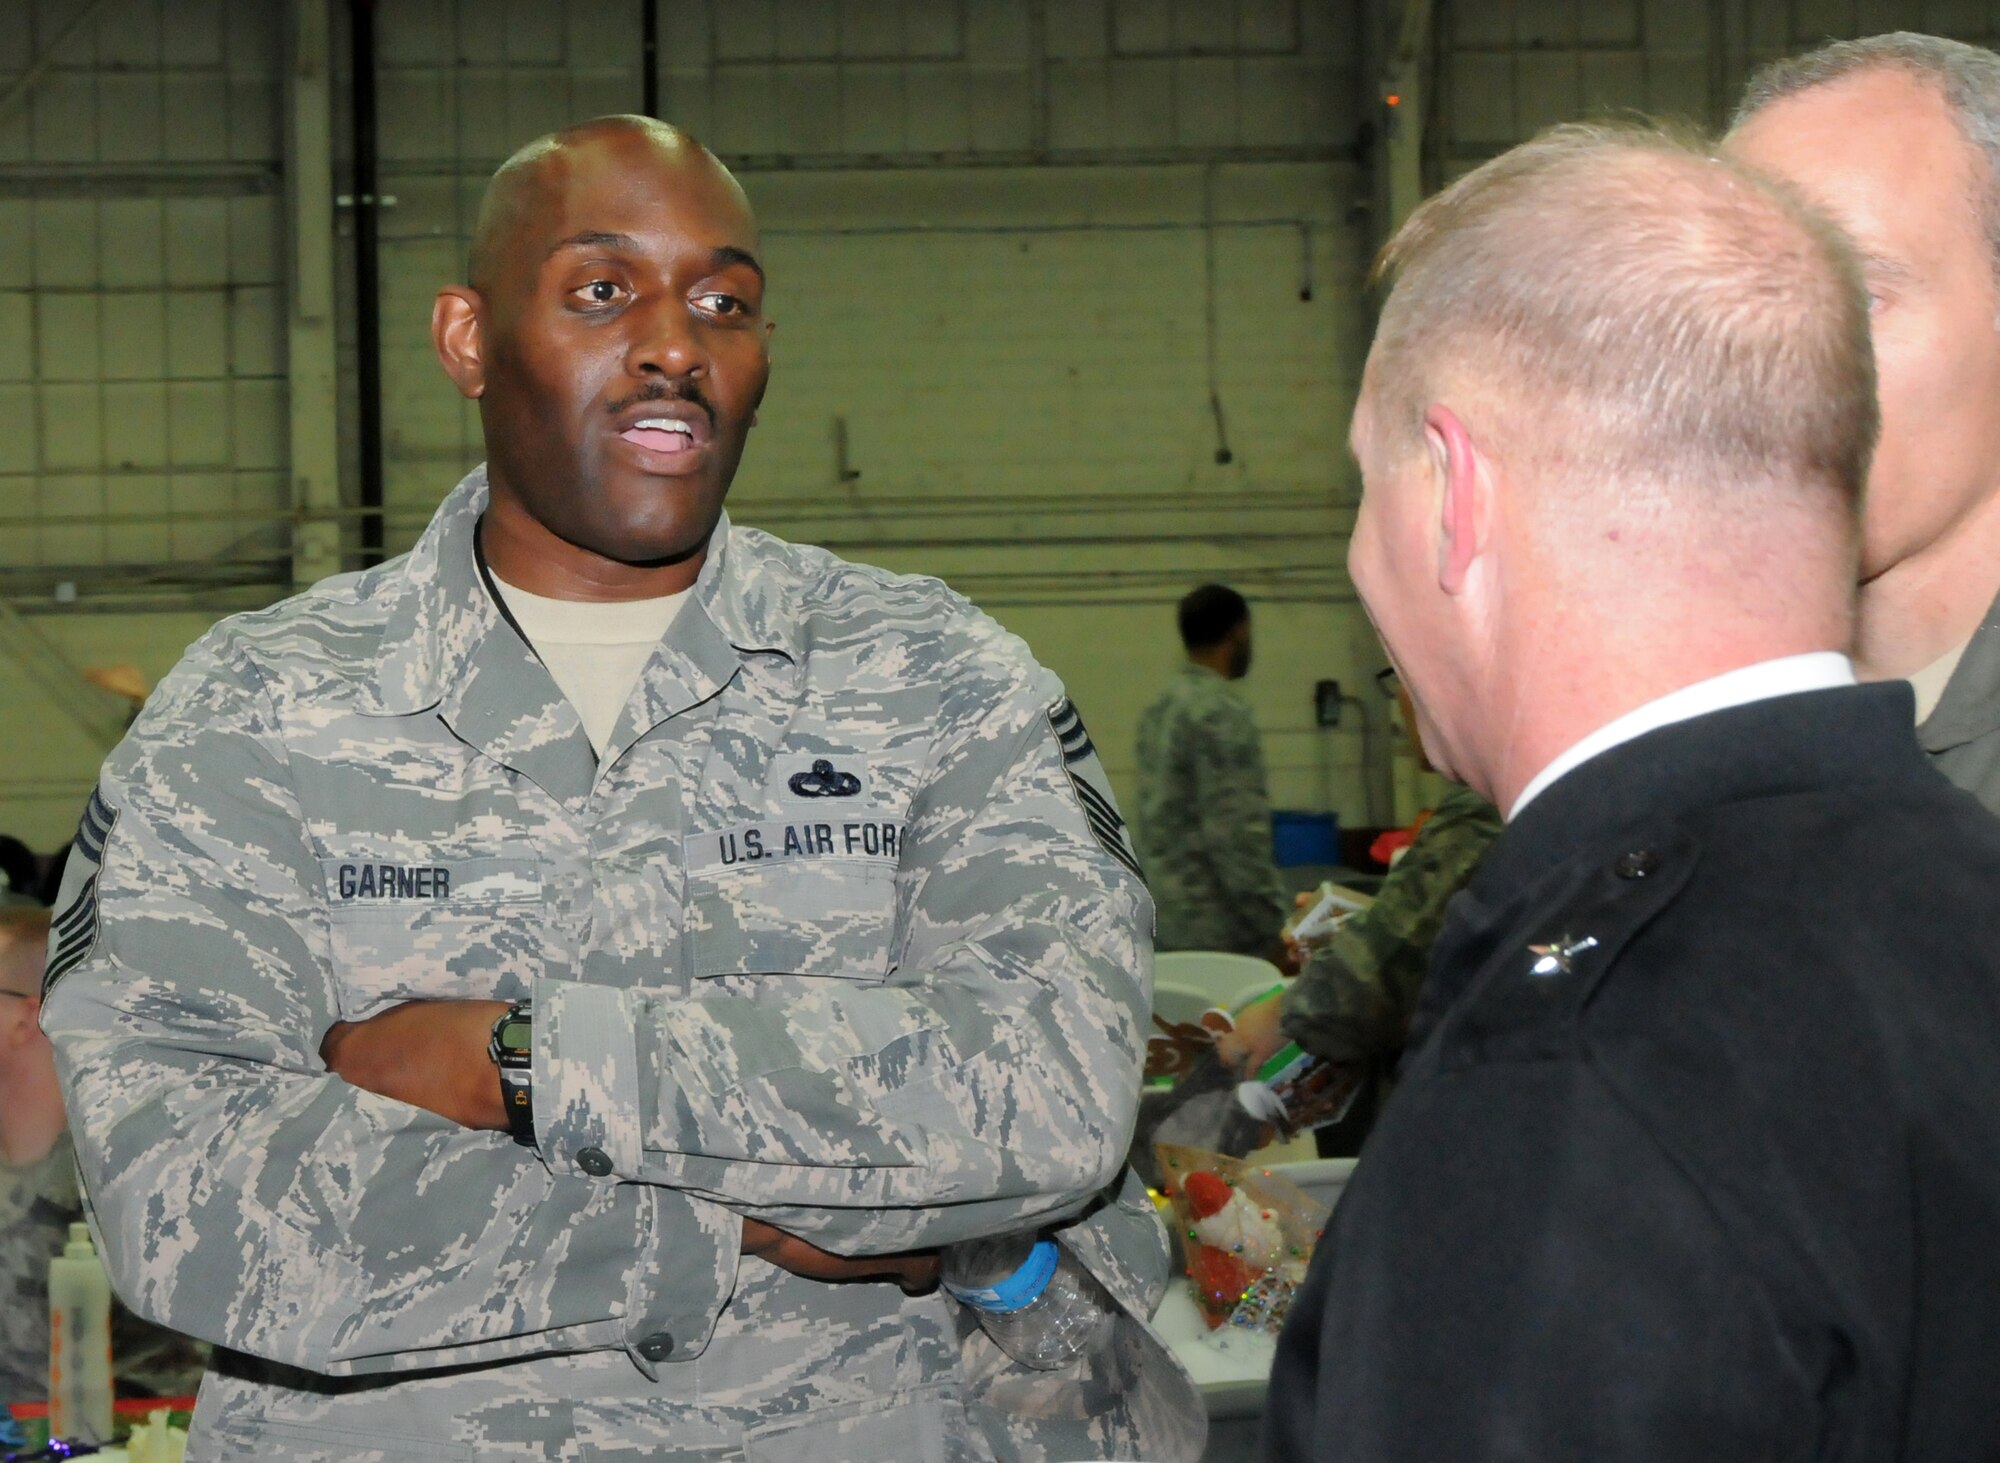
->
(1265, 683), (2000, 1462)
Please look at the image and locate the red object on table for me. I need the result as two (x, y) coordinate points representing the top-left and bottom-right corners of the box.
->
(1368, 806), (1435, 867)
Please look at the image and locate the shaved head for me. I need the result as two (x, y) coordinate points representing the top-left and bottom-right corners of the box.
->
(433, 114), (773, 596)
(467, 116), (750, 296)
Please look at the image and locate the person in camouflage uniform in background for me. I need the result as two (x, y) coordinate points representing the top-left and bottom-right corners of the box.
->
(1220, 679), (1501, 1150)
(1131, 585), (1291, 960)
(1, 909), (205, 1406)
(39, 118), (1200, 1461)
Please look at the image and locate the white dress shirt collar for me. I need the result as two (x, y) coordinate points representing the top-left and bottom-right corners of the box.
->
(1508, 652), (1857, 820)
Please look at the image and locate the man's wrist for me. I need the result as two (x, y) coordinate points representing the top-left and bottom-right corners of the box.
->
(487, 1000), (535, 1145)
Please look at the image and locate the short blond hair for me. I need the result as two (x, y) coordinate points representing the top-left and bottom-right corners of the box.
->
(1368, 122), (1876, 522)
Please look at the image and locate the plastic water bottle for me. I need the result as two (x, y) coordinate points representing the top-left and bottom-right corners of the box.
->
(940, 1235), (1117, 1370)
(49, 1221), (114, 1443)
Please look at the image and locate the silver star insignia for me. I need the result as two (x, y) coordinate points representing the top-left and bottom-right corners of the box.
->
(1527, 934), (1599, 977)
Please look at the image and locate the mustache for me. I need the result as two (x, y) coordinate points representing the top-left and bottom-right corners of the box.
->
(607, 380), (715, 427)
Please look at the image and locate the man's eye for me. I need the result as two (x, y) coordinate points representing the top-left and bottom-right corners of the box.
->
(575, 280), (623, 305)
(696, 292), (745, 316)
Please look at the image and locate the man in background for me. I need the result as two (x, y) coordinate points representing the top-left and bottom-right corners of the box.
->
(1730, 33), (2000, 808)
(0, 908), (205, 1404)
(1218, 674), (1499, 1153)
(1133, 584), (1290, 961)
(1268, 122), (2000, 1459)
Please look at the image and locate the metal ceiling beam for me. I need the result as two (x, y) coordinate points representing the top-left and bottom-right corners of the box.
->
(0, 163), (281, 198)
(286, 0), (343, 588)
(1383, 0), (1435, 233)
(0, 0), (115, 130)
(0, 600), (131, 749)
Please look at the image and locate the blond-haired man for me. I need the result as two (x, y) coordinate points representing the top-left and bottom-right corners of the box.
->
(1263, 124), (2000, 1461)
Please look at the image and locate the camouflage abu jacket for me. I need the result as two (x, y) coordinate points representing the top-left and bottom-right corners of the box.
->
(40, 468), (1202, 1462)
(1130, 664), (1288, 956)
(1280, 783), (1502, 1070)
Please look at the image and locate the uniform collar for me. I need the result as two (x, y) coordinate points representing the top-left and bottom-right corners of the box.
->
(1919, 582), (2000, 753)
(370, 467), (801, 718)
(1509, 653), (1857, 819)
(365, 467), (804, 805)
(1472, 680), (1925, 909)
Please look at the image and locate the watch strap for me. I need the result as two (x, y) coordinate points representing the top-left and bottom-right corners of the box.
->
(489, 1000), (535, 1147)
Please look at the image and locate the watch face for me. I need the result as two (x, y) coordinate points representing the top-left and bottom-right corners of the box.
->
(500, 1017), (532, 1052)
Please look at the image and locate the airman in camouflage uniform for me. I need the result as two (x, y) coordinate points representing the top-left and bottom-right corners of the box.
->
(1214, 781), (1500, 1154)
(39, 116), (1200, 1462)
(1278, 784), (1502, 1067)
(1132, 663), (1289, 956)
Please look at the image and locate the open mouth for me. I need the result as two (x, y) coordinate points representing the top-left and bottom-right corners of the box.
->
(620, 417), (700, 454)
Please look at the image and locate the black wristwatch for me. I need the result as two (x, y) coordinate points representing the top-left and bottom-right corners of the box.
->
(488, 1000), (535, 1147)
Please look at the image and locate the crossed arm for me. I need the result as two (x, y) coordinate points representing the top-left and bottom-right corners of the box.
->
(318, 999), (939, 1291)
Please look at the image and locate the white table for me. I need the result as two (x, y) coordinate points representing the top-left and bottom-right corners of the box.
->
(1153, 1285), (1280, 1421)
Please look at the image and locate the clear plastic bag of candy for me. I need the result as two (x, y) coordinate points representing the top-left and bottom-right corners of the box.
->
(1154, 1143), (1331, 1334)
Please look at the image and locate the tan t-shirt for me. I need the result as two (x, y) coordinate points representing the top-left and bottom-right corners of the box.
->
(491, 575), (688, 755)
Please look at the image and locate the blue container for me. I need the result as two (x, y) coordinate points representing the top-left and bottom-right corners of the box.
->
(1271, 810), (1339, 867)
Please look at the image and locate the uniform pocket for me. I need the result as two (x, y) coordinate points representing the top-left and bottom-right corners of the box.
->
(684, 860), (897, 983)
(322, 856), (548, 1020)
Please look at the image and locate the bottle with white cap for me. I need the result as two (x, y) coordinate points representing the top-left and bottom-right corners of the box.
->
(940, 1233), (1118, 1370)
(49, 1220), (114, 1443)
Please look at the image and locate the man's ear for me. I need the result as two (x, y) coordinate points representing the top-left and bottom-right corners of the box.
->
(432, 287), (486, 400)
(1424, 403), (1487, 595)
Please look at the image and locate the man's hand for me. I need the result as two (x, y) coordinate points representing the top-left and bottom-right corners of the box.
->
(1264, 887), (1319, 977)
(740, 1218), (941, 1295)
(321, 999), (511, 1131)
(1215, 989), (1289, 1075)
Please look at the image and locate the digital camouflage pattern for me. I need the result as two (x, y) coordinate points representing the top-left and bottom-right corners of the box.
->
(1279, 784), (1502, 1068)
(40, 469), (1202, 1462)
(1, 1133), (206, 1404)
(1130, 664), (1288, 955)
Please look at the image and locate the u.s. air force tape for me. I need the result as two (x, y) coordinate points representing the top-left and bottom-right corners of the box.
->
(685, 817), (904, 875)
(45, 784), (118, 995)
(1048, 697), (1144, 882)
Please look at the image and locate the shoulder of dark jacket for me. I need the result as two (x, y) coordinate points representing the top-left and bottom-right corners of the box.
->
(1421, 826), (1698, 1076)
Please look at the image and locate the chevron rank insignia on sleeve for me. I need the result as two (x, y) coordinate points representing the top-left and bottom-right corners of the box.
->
(1048, 697), (1144, 883)
(45, 784), (117, 995)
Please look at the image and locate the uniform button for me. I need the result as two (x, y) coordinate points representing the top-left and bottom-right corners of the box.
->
(636, 1332), (674, 1361)
(1613, 849), (1659, 880)
(576, 1146), (613, 1176)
